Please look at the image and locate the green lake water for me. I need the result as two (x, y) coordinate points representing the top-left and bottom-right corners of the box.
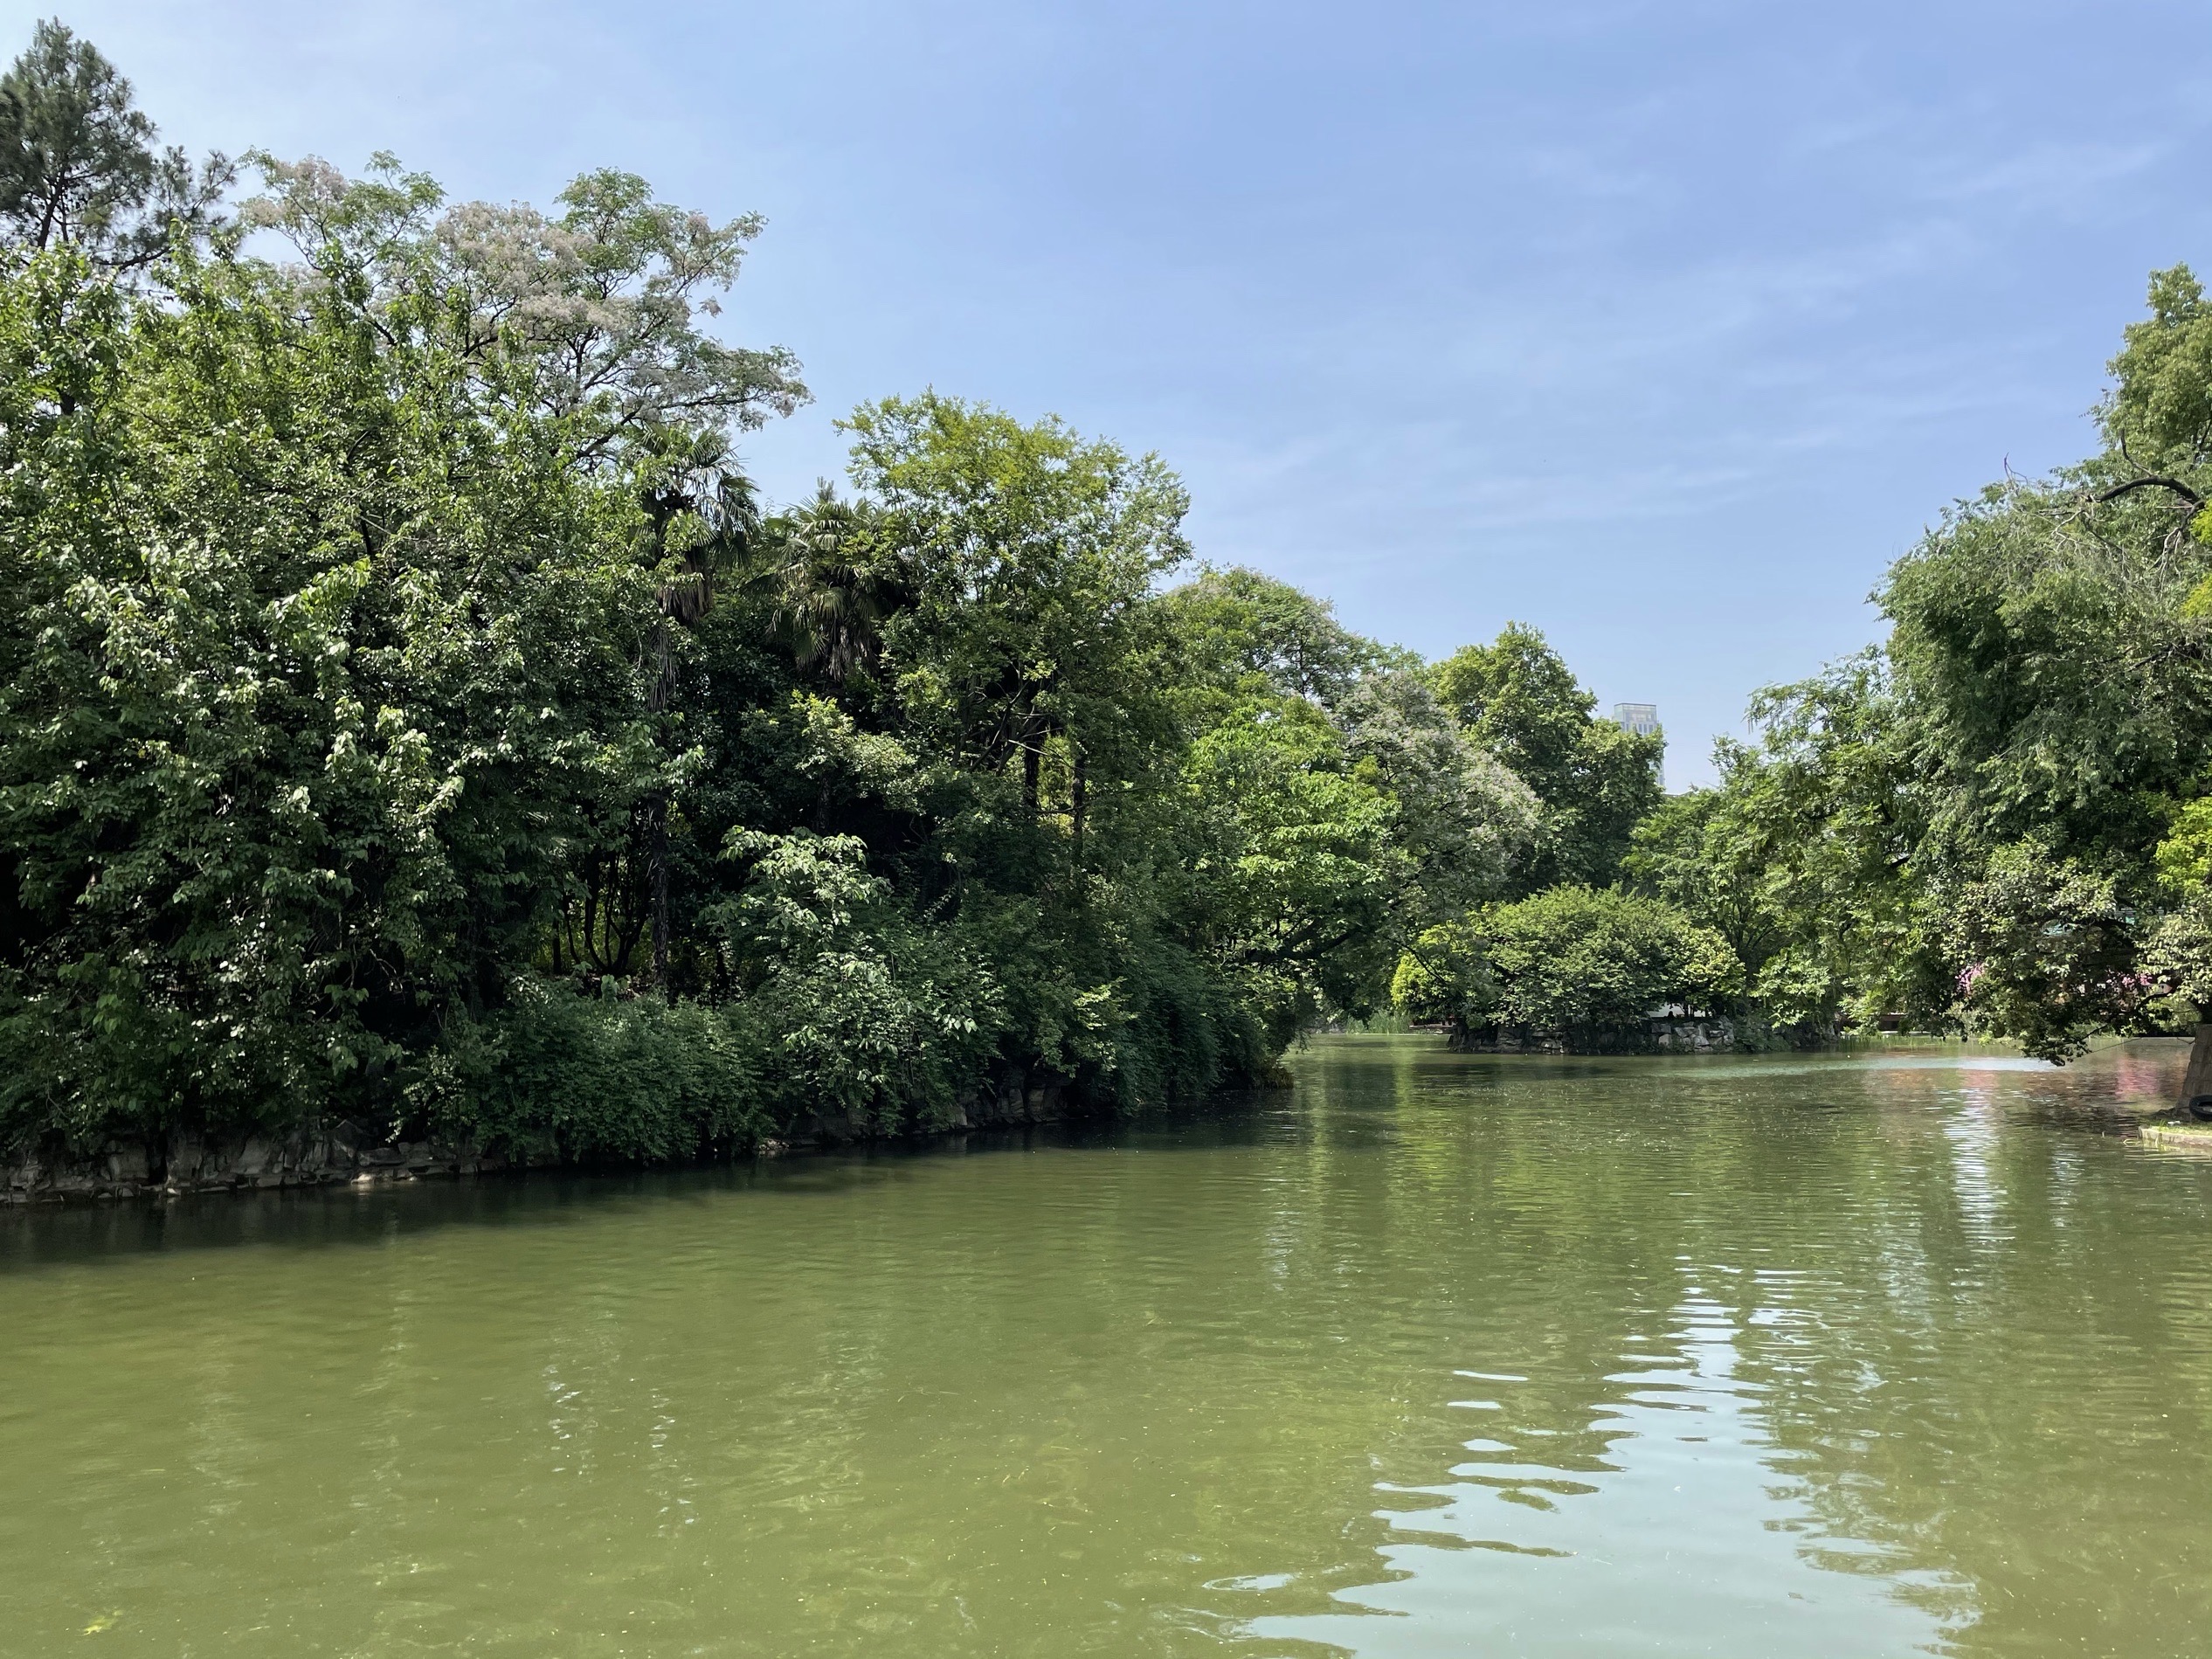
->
(4, 1036), (2210, 1657)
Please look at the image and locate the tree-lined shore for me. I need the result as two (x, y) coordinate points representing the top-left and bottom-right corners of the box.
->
(5, 21), (2211, 1180)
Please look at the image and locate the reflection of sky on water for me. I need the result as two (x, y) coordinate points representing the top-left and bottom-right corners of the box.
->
(1231, 1040), (2208, 1658)
(1939, 1091), (2007, 1248)
(1711, 1054), (2056, 1081)
(1249, 1272), (1956, 1658)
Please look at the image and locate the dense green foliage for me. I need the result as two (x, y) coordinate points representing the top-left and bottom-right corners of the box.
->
(0, 18), (229, 268)
(1433, 623), (1665, 889)
(1407, 278), (2212, 1067)
(0, 25), (1648, 1160)
(1392, 886), (1736, 1051)
(1611, 264), (2212, 1061)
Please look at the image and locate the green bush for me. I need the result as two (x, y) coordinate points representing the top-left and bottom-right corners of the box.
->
(1393, 886), (1739, 1051)
(422, 981), (769, 1164)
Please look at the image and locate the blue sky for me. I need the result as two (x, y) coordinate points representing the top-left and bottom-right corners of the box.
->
(24, 1), (2212, 783)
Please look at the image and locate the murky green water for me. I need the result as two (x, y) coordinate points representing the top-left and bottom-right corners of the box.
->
(4, 1038), (2210, 1657)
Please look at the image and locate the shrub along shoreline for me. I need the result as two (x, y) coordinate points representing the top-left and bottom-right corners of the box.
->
(1, 1054), (1106, 1204)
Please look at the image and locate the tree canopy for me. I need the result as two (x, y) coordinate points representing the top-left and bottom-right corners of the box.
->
(0, 18), (229, 267)
(1432, 623), (1664, 889)
(0, 24), (1614, 1158)
(1597, 259), (2212, 1062)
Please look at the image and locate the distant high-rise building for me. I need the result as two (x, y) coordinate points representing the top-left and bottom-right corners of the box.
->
(1613, 702), (1659, 736)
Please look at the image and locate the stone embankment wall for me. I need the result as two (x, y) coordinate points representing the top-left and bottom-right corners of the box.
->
(3, 1123), (515, 1206)
(2, 1068), (1075, 1206)
(1445, 1019), (1743, 1055)
(1650, 1019), (1738, 1053)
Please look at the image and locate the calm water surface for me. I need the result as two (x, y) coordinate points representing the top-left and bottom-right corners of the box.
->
(3, 1037), (2210, 1657)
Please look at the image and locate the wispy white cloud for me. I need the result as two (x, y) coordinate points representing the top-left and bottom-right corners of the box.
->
(1917, 140), (2168, 210)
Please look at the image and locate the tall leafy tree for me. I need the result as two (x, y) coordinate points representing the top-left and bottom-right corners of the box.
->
(0, 19), (230, 266)
(1432, 623), (1664, 889)
(756, 481), (908, 688)
(0, 117), (817, 1148)
(1627, 657), (1937, 1042)
(1862, 266), (2212, 1058)
(1158, 565), (1407, 714)
(847, 392), (1189, 821)
(1610, 262), (2212, 1062)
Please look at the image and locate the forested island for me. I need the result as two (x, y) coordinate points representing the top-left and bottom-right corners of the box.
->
(5, 21), (2212, 1195)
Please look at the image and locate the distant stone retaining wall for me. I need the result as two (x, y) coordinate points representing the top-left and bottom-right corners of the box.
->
(1445, 1018), (1745, 1055)
(1651, 1019), (1738, 1053)
(2, 1068), (1076, 1206)
(2, 1124), (515, 1206)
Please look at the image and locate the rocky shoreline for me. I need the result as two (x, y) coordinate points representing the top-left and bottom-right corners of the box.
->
(2, 1070), (1080, 1206)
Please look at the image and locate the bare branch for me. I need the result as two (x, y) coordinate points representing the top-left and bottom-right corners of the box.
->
(2092, 474), (2205, 508)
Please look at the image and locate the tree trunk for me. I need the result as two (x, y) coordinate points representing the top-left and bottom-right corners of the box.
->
(648, 793), (671, 999)
(2179, 1023), (2212, 1116)
(1072, 751), (1088, 861)
(644, 603), (677, 999)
